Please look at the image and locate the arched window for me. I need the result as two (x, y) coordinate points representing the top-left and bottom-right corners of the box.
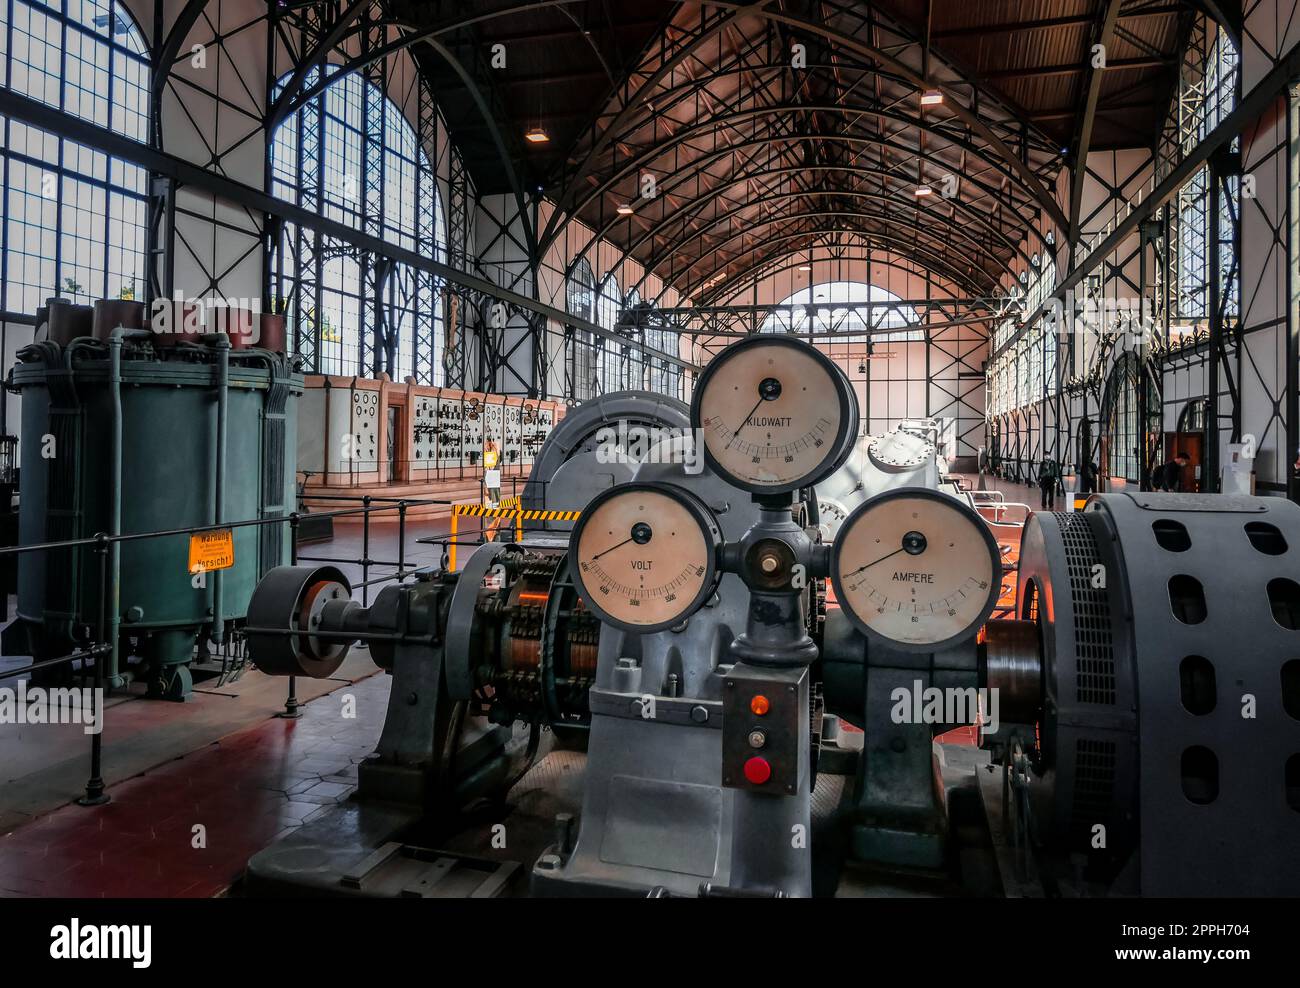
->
(269, 67), (446, 381)
(1177, 397), (1208, 434)
(1, 0), (149, 314)
(596, 274), (623, 391)
(1102, 352), (1159, 482)
(566, 258), (595, 319)
(565, 258), (597, 399)
(759, 281), (922, 340)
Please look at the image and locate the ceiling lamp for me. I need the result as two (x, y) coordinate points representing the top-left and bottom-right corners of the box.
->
(798, 264), (812, 272)
(525, 127), (550, 144)
(920, 89), (944, 106)
(913, 185), (933, 197)
(617, 203), (634, 215)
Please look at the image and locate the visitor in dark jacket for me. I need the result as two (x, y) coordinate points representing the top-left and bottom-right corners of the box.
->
(1153, 451), (1190, 492)
(1037, 459), (1060, 510)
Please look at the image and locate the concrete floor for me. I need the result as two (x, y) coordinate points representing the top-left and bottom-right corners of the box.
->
(0, 515), (465, 838)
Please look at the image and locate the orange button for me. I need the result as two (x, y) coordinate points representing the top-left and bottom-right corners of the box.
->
(743, 756), (772, 785)
(749, 695), (770, 716)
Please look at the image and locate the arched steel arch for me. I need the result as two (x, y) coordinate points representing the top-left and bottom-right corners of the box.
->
(547, 0), (1066, 246)
(644, 193), (1006, 292)
(567, 132), (1052, 281)
(576, 166), (1031, 293)
(701, 253), (982, 311)
(548, 103), (1057, 255)
(637, 221), (992, 301)
(704, 1), (1067, 228)
(642, 239), (976, 307)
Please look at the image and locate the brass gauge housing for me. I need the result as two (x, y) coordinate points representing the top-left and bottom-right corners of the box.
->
(830, 488), (1001, 652)
(569, 483), (723, 632)
(692, 335), (858, 494)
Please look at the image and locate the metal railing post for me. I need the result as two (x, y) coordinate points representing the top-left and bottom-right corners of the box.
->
(397, 500), (407, 578)
(77, 533), (111, 806)
(279, 512), (302, 719)
(361, 495), (372, 606)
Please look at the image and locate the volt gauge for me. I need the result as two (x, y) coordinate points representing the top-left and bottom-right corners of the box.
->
(830, 488), (1001, 652)
(570, 483), (723, 632)
(692, 336), (857, 494)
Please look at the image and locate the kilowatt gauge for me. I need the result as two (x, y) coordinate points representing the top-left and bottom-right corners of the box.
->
(830, 488), (1001, 652)
(570, 483), (723, 632)
(692, 336), (857, 493)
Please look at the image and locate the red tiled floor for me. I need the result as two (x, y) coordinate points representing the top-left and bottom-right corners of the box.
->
(0, 672), (390, 898)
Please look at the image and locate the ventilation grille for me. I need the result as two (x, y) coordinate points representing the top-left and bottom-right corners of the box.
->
(1071, 738), (1117, 834)
(1058, 513), (1116, 704)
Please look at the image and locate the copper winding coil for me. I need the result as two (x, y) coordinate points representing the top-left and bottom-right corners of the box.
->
(568, 640), (598, 677)
(504, 572), (552, 673)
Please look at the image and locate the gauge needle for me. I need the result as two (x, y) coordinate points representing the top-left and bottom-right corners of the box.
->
(592, 536), (634, 560)
(843, 545), (908, 579)
(725, 395), (766, 450)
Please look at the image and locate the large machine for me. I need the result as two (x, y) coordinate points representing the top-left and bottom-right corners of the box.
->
(241, 335), (1300, 897)
(3, 298), (301, 699)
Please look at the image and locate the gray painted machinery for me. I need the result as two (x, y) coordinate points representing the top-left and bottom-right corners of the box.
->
(243, 335), (1300, 898)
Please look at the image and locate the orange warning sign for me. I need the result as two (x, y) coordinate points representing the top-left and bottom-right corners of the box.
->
(188, 528), (234, 573)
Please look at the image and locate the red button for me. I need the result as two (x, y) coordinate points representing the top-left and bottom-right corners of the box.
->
(743, 756), (772, 785)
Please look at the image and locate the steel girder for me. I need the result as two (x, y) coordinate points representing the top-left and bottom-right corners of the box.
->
(662, 226), (991, 304)
(637, 297), (992, 339)
(1067, 0), (1125, 269)
(995, 33), (1300, 365)
(575, 157), (1036, 290)
(544, 0), (1066, 253)
(632, 179), (1027, 290)
(553, 99), (1055, 247)
(660, 214), (992, 300)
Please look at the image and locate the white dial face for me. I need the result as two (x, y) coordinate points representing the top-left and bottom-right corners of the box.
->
(698, 341), (844, 489)
(868, 431), (934, 471)
(574, 488), (714, 629)
(833, 491), (998, 649)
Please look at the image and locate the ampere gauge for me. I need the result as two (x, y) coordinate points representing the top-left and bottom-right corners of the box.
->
(692, 335), (858, 493)
(570, 483), (723, 632)
(830, 488), (1001, 652)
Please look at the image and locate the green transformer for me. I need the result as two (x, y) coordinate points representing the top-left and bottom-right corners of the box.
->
(4, 332), (303, 699)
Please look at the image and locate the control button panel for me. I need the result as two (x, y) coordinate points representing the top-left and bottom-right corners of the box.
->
(722, 664), (806, 796)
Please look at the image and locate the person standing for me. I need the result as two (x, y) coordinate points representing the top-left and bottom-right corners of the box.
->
(1154, 451), (1190, 492)
(1077, 458), (1098, 494)
(483, 437), (502, 505)
(1037, 458), (1059, 510)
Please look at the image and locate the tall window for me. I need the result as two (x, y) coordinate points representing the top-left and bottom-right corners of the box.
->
(596, 274), (623, 390)
(1, 0), (149, 315)
(270, 67), (446, 380)
(759, 280), (922, 339)
(1103, 353), (1159, 482)
(566, 258), (597, 400)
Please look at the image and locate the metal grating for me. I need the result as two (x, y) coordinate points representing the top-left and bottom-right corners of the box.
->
(1071, 738), (1117, 835)
(1058, 513), (1116, 704)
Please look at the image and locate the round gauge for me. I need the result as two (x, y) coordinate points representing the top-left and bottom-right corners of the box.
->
(693, 336), (857, 493)
(868, 430), (934, 472)
(570, 483), (722, 632)
(830, 488), (1001, 652)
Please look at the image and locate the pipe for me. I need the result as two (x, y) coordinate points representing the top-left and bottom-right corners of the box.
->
(210, 334), (230, 644)
(105, 328), (150, 683)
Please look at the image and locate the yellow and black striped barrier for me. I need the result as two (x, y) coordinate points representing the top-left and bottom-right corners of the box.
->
(448, 499), (581, 570)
